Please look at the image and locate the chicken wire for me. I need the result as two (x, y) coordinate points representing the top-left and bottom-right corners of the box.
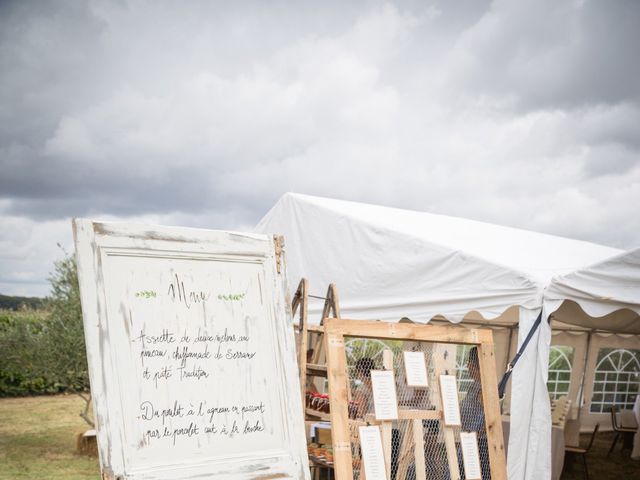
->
(344, 336), (492, 480)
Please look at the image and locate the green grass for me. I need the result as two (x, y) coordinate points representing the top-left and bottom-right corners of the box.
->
(0, 395), (99, 480)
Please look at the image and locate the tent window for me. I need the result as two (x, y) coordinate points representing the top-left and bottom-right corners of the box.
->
(547, 346), (574, 400)
(345, 337), (388, 379)
(590, 348), (640, 413)
(456, 345), (474, 396)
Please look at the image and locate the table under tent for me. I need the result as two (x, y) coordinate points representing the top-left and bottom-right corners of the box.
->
(255, 192), (637, 480)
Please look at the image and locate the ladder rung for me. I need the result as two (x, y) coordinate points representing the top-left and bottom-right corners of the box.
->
(292, 324), (324, 333)
(306, 363), (327, 377)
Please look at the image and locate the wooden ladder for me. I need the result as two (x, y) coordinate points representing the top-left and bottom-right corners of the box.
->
(291, 278), (341, 420)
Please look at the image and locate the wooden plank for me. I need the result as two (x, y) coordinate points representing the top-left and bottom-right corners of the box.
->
(397, 409), (442, 420)
(477, 336), (507, 480)
(432, 360), (460, 480)
(312, 284), (340, 366)
(324, 331), (354, 480)
(396, 420), (414, 480)
(380, 423), (393, 479)
(412, 418), (427, 480)
(324, 319), (489, 346)
(294, 278), (309, 407)
(306, 363), (328, 377)
(381, 349), (394, 479)
(321, 283), (341, 320)
(444, 428), (461, 480)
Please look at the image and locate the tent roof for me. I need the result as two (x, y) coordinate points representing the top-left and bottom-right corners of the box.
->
(274, 193), (621, 283)
(255, 193), (623, 322)
(545, 247), (640, 333)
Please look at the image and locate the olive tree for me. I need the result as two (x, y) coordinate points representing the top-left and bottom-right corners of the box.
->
(45, 248), (93, 426)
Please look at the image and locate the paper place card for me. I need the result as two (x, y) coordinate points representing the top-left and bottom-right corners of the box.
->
(460, 431), (482, 480)
(359, 426), (387, 480)
(439, 375), (461, 426)
(371, 369), (399, 420)
(403, 351), (429, 387)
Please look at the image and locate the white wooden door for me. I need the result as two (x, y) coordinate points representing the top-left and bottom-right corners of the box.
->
(73, 220), (309, 480)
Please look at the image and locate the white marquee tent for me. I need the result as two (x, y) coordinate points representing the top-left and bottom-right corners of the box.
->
(255, 192), (637, 480)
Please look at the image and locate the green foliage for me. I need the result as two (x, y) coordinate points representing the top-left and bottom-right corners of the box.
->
(0, 309), (55, 395)
(45, 254), (89, 392)
(0, 253), (89, 396)
(0, 293), (47, 310)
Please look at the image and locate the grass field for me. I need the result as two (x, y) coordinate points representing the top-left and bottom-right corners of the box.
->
(0, 395), (99, 480)
(1, 394), (639, 479)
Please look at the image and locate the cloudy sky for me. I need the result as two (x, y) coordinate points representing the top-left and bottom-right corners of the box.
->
(1, 0), (639, 297)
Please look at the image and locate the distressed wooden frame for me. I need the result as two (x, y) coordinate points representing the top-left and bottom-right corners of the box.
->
(73, 219), (309, 480)
(323, 318), (506, 480)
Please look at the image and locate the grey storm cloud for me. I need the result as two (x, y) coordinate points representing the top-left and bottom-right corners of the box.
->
(1, 0), (640, 296)
(446, 0), (640, 112)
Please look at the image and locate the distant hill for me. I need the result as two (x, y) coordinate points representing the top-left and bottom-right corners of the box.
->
(0, 294), (47, 310)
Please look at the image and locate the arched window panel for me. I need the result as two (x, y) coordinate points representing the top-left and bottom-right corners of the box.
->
(590, 348), (640, 413)
(547, 346), (574, 400)
(455, 344), (474, 395)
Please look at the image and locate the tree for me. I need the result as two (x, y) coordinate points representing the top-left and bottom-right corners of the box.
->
(45, 247), (93, 426)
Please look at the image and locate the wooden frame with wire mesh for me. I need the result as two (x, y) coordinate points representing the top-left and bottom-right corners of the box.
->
(324, 318), (506, 480)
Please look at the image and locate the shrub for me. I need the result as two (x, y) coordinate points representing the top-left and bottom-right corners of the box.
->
(0, 253), (89, 397)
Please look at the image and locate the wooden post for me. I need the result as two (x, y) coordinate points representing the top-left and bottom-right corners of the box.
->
(311, 283), (341, 365)
(325, 330), (354, 480)
(477, 331), (507, 480)
(396, 420), (415, 480)
(434, 356), (460, 480)
(380, 349), (394, 479)
(292, 278), (309, 406)
(322, 283), (341, 320)
(444, 428), (460, 480)
(412, 418), (427, 480)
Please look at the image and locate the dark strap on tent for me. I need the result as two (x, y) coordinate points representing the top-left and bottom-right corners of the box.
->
(498, 312), (543, 400)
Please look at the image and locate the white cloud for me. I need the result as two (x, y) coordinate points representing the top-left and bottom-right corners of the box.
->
(1, 0), (639, 296)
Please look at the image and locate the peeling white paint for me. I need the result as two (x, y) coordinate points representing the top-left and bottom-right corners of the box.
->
(73, 219), (309, 480)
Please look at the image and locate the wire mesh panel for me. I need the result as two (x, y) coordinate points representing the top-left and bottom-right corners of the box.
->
(325, 319), (506, 480)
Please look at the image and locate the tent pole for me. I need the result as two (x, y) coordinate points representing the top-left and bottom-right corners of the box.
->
(505, 326), (515, 371)
(576, 331), (593, 425)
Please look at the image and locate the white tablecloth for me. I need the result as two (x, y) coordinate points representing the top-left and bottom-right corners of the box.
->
(502, 420), (565, 480)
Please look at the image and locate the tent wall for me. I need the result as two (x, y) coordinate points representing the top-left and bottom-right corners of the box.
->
(549, 330), (589, 406)
(549, 330), (590, 445)
(578, 333), (640, 431)
(508, 307), (551, 480)
(549, 329), (640, 444)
